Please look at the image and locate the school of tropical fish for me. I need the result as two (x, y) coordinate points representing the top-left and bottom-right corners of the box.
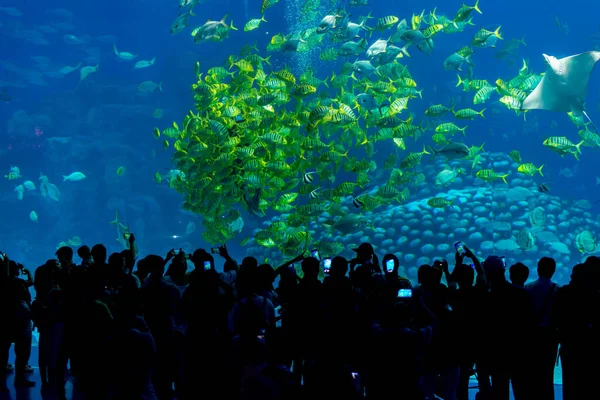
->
(2, 1), (600, 261)
(150, 0), (600, 257)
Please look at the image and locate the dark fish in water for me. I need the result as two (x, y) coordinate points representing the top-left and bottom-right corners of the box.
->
(428, 142), (469, 160)
(303, 172), (315, 184)
(353, 196), (365, 208)
(538, 183), (550, 193)
(281, 38), (304, 53)
(242, 184), (263, 216)
(356, 93), (379, 110)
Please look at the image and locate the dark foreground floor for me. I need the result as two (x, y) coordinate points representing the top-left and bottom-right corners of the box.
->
(1, 346), (563, 400)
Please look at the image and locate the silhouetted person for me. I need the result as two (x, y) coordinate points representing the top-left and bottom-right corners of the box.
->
(526, 257), (559, 400)
(288, 257), (323, 384)
(368, 302), (434, 400)
(323, 256), (354, 360)
(509, 262), (529, 287)
(448, 247), (489, 400)
(181, 251), (233, 399)
(552, 259), (600, 400)
(141, 254), (181, 399)
(482, 256), (534, 400)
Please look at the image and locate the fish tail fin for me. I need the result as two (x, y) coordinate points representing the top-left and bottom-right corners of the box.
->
(456, 74), (464, 88)
(494, 26), (503, 40)
(430, 7), (438, 21)
(63, 175), (68, 181)
(479, 108), (486, 118)
(113, 43), (118, 55)
(424, 145), (434, 157)
(400, 44), (411, 58)
(518, 35), (527, 46)
(474, 0), (482, 14)
(501, 174), (508, 184)
(230, 20), (237, 30)
(538, 165), (544, 177)
(262, 16), (268, 23)
(158, 81), (163, 92)
(461, 126), (467, 136)
(221, 13), (229, 23)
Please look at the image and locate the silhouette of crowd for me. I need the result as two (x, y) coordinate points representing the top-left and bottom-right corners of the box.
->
(1, 234), (599, 400)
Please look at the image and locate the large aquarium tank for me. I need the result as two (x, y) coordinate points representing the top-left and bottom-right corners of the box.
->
(1, 0), (599, 285)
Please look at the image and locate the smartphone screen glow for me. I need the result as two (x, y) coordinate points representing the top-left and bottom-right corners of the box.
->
(386, 259), (394, 272)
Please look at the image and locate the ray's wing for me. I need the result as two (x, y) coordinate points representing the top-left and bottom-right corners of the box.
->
(521, 75), (570, 112)
(560, 51), (600, 102)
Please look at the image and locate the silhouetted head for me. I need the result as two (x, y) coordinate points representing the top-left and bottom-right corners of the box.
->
(256, 264), (275, 291)
(91, 244), (107, 264)
(108, 252), (125, 273)
(301, 257), (320, 280)
(166, 254), (187, 282)
(483, 256), (506, 286)
(382, 253), (399, 275)
(430, 260), (444, 284)
(241, 256), (258, 272)
(144, 255), (165, 276)
(509, 262), (529, 286)
(538, 257), (556, 279)
(453, 263), (475, 288)
(120, 249), (136, 271)
(417, 264), (430, 285)
(353, 242), (374, 264)
(330, 256), (348, 278)
(136, 258), (150, 280)
(190, 250), (214, 272)
(77, 245), (91, 260)
(55, 246), (73, 265)
(8, 260), (19, 277)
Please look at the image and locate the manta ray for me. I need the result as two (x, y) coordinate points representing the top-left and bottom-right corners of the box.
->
(521, 51), (600, 132)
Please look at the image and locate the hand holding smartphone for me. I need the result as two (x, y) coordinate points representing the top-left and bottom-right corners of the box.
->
(323, 257), (332, 274)
(397, 289), (412, 298)
(311, 249), (320, 260)
(203, 261), (211, 271)
(453, 241), (466, 256)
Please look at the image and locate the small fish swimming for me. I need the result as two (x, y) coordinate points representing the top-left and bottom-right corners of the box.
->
(113, 43), (137, 60)
(428, 142), (469, 160)
(133, 57), (156, 69)
(80, 65), (99, 81)
(63, 172), (86, 182)
(138, 81), (163, 94)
